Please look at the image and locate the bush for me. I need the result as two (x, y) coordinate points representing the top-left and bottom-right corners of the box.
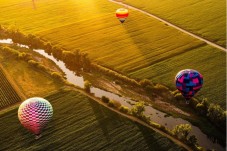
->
(174, 92), (185, 101)
(101, 96), (110, 103)
(51, 72), (64, 80)
(28, 59), (38, 66)
(139, 79), (154, 88)
(108, 100), (115, 107)
(188, 135), (198, 146)
(152, 84), (174, 101)
(172, 124), (192, 140)
(1, 46), (19, 56)
(150, 122), (161, 129)
(189, 98), (199, 109)
(131, 101), (145, 117)
(108, 100), (121, 108)
(18, 52), (32, 61)
(119, 106), (129, 113)
(84, 80), (92, 92)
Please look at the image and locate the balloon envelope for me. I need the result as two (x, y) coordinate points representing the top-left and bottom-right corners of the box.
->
(175, 69), (203, 100)
(18, 97), (53, 135)
(116, 8), (129, 23)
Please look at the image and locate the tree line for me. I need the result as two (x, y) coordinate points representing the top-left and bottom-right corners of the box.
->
(0, 24), (225, 136)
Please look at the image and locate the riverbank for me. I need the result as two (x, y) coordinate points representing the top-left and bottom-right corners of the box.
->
(0, 33), (225, 150)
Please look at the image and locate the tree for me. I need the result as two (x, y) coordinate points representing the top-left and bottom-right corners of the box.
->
(139, 79), (154, 88)
(196, 103), (206, 115)
(84, 80), (92, 92)
(101, 96), (110, 103)
(131, 101), (145, 117)
(207, 104), (225, 127)
(188, 135), (198, 146)
(172, 124), (192, 140)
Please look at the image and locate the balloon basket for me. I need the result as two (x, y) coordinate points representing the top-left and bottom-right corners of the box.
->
(185, 100), (190, 104)
(35, 134), (42, 140)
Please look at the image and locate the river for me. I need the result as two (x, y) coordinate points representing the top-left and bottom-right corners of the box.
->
(0, 39), (225, 151)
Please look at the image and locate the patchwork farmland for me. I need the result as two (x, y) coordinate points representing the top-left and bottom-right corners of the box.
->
(0, 0), (226, 105)
(124, 0), (226, 47)
(0, 67), (21, 108)
(0, 89), (186, 151)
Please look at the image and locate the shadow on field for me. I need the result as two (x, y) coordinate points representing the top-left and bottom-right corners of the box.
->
(87, 99), (112, 142)
(135, 122), (160, 150)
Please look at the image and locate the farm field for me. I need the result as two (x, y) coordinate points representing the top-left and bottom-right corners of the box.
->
(124, 0), (226, 47)
(0, 0), (225, 105)
(0, 67), (21, 108)
(0, 45), (63, 98)
(0, 89), (186, 151)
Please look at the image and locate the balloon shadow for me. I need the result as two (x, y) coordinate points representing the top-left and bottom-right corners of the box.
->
(32, 0), (36, 10)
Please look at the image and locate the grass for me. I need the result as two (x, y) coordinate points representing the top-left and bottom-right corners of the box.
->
(129, 45), (226, 106)
(0, 0), (225, 105)
(124, 0), (226, 47)
(0, 89), (186, 151)
(0, 45), (63, 98)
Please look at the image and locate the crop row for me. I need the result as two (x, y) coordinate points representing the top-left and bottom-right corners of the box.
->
(0, 68), (21, 108)
(0, 89), (185, 151)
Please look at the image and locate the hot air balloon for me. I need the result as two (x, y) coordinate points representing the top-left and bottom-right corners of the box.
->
(116, 8), (129, 23)
(175, 69), (203, 104)
(18, 97), (53, 139)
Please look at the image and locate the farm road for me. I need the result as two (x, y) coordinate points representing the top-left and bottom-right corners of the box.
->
(109, 0), (227, 52)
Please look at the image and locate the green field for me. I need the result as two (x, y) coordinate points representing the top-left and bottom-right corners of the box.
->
(0, 45), (63, 98)
(0, 0), (225, 105)
(0, 89), (186, 151)
(0, 67), (21, 108)
(124, 0), (226, 47)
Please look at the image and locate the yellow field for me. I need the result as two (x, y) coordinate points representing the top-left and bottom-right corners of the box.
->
(0, 0), (225, 105)
(124, 0), (226, 47)
(0, 45), (63, 98)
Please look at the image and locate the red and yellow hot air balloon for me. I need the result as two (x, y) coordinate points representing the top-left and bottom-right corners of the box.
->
(18, 97), (53, 139)
(116, 8), (129, 23)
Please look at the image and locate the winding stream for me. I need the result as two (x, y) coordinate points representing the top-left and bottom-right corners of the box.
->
(0, 39), (225, 151)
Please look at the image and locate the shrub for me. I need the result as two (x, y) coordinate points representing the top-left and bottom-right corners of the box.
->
(18, 52), (32, 61)
(108, 100), (115, 107)
(1, 46), (19, 56)
(189, 98), (199, 109)
(119, 105), (129, 113)
(131, 101), (145, 117)
(28, 59), (38, 66)
(172, 124), (192, 140)
(101, 96), (110, 103)
(108, 100), (121, 108)
(152, 84), (174, 101)
(150, 122), (161, 129)
(174, 92), (185, 101)
(187, 135), (198, 146)
(84, 80), (92, 92)
(139, 79), (154, 88)
(51, 72), (63, 80)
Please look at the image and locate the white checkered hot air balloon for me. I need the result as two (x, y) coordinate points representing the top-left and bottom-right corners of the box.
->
(18, 97), (53, 139)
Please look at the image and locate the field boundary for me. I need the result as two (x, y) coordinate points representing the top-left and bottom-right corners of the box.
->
(68, 86), (193, 151)
(109, 0), (227, 52)
(0, 64), (26, 102)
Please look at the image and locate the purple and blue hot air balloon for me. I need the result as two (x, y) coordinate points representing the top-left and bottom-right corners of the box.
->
(175, 69), (203, 103)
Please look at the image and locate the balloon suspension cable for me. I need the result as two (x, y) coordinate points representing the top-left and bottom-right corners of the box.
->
(35, 134), (42, 140)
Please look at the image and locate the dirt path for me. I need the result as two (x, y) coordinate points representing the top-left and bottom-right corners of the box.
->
(73, 87), (193, 151)
(109, 0), (226, 52)
(0, 81), (192, 150)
